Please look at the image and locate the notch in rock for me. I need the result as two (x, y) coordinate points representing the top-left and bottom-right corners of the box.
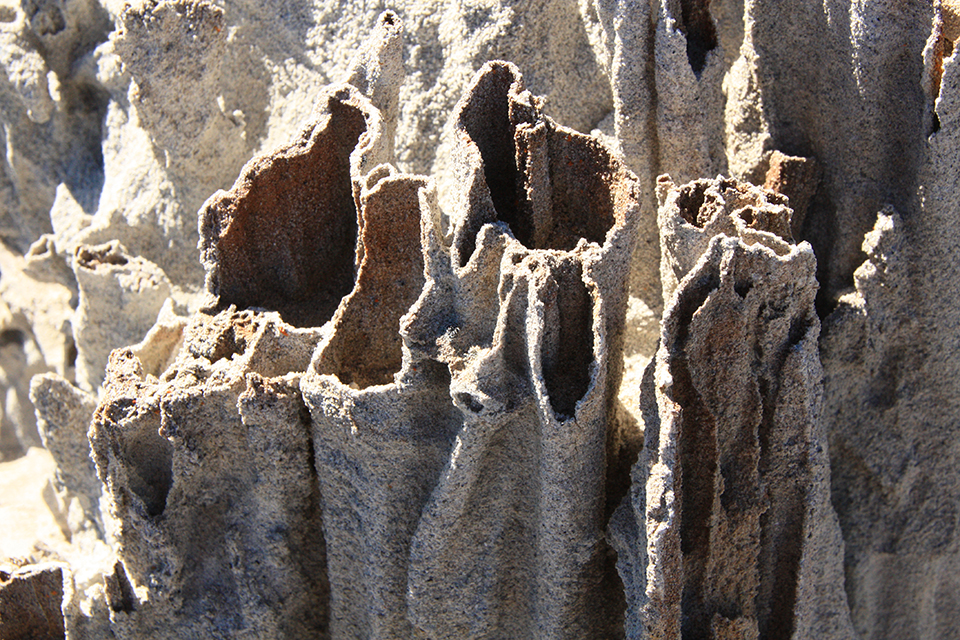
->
(679, 0), (717, 77)
(540, 259), (594, 421)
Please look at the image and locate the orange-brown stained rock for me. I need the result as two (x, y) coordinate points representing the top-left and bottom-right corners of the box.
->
(763, 151), (821, 238)
(199, 85), (383, 328)
(451, 61), (630, 266)
(315, 173), (428, 388)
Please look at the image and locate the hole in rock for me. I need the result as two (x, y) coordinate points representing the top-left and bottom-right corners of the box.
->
(213, 96), (367, 328)
(75, 244), (128, 267)
(455, 392), (484, 414)
(457, 63), (618, 263)
(787, 316), (809, 348)
(931, 112), (942, 135)
(330, 177), (427, 388)
(188, 310), (257, 364)
(680, 0), (717, 77)
(105, 561), (137, 613)
(676, 181), (710, 227)
(25, 0), (66, 35)
(457, 63), (521, 267)
(125, 418), (173, 517)
(65, 339), (77, 368)
(541, 261), (594, 421)
(0, 329), (25, 347)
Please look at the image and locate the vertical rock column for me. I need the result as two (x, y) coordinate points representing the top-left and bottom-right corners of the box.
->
(610, 176), (854, 639)
(89, 83), (392, 639)
(300, 171), (462, 639)
(90, 316), (328, 639)
(403, 61), (640, 639)
(818, 11), (960, 636)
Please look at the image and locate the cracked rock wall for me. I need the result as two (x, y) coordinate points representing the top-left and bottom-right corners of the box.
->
(2, 1), (960, 639)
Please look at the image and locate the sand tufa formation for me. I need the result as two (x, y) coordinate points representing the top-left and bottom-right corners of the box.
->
(0, 1), (958, 639)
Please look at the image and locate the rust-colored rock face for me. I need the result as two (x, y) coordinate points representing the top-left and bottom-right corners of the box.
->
(199, 86), (383, 328)
(610, 175), (854, 640)
(452, 61), (631, 265)
(313, 173), (427, 389)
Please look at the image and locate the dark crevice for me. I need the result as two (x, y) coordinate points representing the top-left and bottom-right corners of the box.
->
(457, 63), (520, 267)
(0, 329), (25, 347)
(787, 317), (810, 349)
(755, 315), (810, 640)
(798, 184), (848, 320)
(666, 265), (721, 638)
(291, 396), (331, 636)
(734, 280), (752, 299)
(126, 417), (173, 518)
(679, 0), (717, 77)
(675, 180), (710, 227)
(25, 0), (66, 35)
(60, 79), (110, 214)
(105, 561), (137, 613)
(455, 392), (484, 414)
(736, 205), (755, 226)
(541, 261), (593, 421)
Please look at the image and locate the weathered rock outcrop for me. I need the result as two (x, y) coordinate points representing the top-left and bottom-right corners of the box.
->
(2, 2), (960, 639)
(86, 78), (398, 638)
(0, 562), (67, 640)
(399, 61), (638, 639)
(610, 175), (854, 639)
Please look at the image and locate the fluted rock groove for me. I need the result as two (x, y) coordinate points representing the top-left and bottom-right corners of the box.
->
(609, 176), (854, 640)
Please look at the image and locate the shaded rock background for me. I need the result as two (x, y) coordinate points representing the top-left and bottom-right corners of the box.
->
(0, 0), (956, 638)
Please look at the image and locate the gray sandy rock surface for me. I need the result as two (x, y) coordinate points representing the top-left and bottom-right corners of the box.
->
(609, 176), (854, 639)
(71, 241), (171, 392)
(89, 312), (328, 639)
(398, 61), (639, 639)
(2, 1), (960, 638)
(0, 561), (67, 640)
(301, 171), (461, 639)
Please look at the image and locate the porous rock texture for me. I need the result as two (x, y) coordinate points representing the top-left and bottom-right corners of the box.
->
(396, 61), (638, 639)
(609, 177), (854, 639)
(0, 561), (67, 639)
(1, 0), (959, 638)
